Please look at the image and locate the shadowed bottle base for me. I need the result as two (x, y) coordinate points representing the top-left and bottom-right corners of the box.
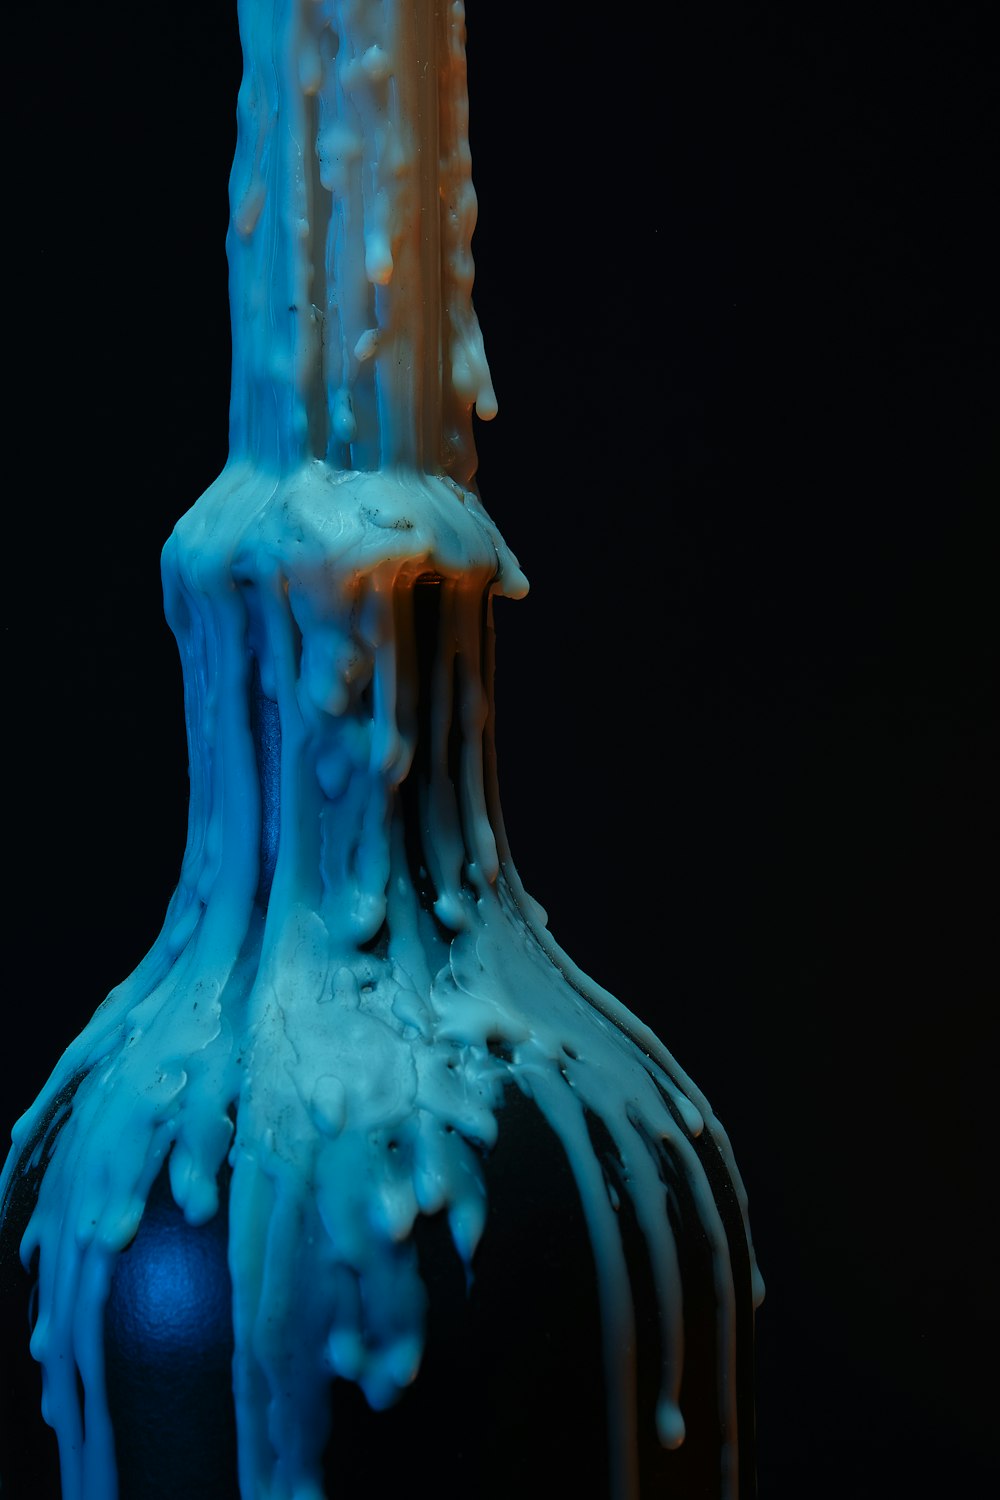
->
(1, 1083), (756, 1500)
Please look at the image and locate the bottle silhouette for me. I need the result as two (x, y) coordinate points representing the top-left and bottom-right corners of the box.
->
(1, 4), (761, 1497)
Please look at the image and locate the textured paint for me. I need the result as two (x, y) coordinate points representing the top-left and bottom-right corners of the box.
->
(1, 4), (761, 1498)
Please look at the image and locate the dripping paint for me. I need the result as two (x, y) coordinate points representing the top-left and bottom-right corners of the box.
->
(1, 3), (762, 1498)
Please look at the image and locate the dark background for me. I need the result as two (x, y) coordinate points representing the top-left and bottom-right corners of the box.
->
(5, 4), (996, 1496)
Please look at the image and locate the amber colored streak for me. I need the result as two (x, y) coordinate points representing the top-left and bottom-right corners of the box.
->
(417, 1), (445, 473)
(438, 0), (495, 487)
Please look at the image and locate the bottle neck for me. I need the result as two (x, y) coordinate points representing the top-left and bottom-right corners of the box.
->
(227, 0), (496, 480)
(163, 465), (523, 956)
(240, 575), (499, 940)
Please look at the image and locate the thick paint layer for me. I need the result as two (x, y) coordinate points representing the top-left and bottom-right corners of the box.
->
(227, 0), (495, 478)
(1, 5), (761, 1499)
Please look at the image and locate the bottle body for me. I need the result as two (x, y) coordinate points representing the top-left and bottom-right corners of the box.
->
(4, 1075), (757, 1499)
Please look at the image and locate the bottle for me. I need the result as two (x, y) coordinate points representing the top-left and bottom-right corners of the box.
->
(1, 3), (762, 1496)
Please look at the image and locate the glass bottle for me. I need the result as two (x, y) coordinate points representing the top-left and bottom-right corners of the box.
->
(1, 3), (762, 1497)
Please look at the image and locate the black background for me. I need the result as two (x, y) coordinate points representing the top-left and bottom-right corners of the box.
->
(5, 4), (996, 1496)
